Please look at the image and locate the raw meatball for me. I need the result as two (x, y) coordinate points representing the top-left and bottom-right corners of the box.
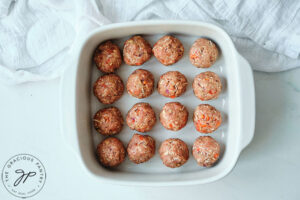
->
(123, 36), (152, 66)
(126, 103), (156, 132)
(93, 107), (124, 136)
(157, 71), (188, 98)
(93, 74), (124, 104)
(189, 38), (219, 68)
(93, 41), (122, 73)
(152, 35), (184, 66)
(193, 104), (222, 133)
(192, 136), (220, 167)
(127, 133), (155, 164)
(159, 138), (189, 168)
(160, 102), (188, 131)
(126, 69), (154, 99)
(97, 137), (125, 167)
(193, 71), (222, 101)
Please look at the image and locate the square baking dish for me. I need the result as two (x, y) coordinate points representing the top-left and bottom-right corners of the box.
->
(60, 20), (255, 186)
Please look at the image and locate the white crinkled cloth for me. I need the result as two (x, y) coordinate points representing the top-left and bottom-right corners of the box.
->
(0, 0), (300, 84)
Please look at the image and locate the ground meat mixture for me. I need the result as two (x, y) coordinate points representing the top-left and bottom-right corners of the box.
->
(127, 133), (156, 164)
(93, 107), (124, 136)
(189, 38), (219, 68)
(93, 74), (124, 104)
(126, 69), (154, 99)
(123, 36), (152, 66)
(192, 136), (220, 167)
(93, 41), (122, 73)
(157, 71), (188, 98)
(160, 102), (188, 131)
(126, 103), (156, 132)
(152, 35), (184, 66)
(193, 104), (222, 133)
(159, 138), (189, 168)
(193, 71), (222, 101)
(97, 137), (125, 168)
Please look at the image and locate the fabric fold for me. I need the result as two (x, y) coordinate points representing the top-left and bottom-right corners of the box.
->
(0, 0), (299, 84)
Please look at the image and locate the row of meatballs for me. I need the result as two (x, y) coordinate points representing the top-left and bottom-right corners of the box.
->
(94, 103), (222, 135)
(97, 135), (220, 168)
(94, 35), (219, 73)
(94, 70), (222, 104)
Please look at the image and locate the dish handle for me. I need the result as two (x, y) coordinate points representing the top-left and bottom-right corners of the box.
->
(237, 54), (256, 151)
(59, 65), (81, 155)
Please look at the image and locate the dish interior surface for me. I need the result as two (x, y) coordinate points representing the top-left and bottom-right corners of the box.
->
(74, 22), (245, 184)
(91, 34), (227, 173)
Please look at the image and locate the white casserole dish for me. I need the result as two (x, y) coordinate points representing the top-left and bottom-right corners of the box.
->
(60, 20), (255, 186)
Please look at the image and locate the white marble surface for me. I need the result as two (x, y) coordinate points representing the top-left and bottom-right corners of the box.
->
(0, 69), (300, 199)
